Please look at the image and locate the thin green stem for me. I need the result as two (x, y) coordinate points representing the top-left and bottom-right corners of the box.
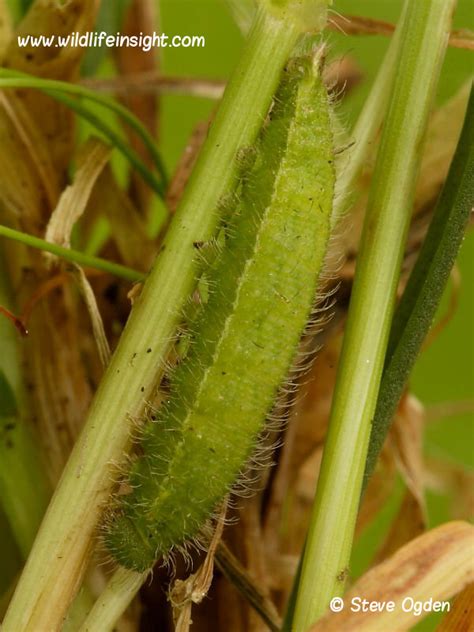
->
(364, 85), (474, 485)
(0, 68), (167, 189)
(292, 1), (455, 628)
(2, 5), (322, 630)
(332, 1), (408, 224)
(0, 76), (166, 198)
(282, 6), (414, 628)
(0, 225), (143, 283)
(78, 568), (145, 632)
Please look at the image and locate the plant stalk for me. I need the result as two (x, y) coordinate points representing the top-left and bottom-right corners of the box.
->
(2, 5), (319, 630)
(0, 224), (143, 283)
(332, 1), (408, 223)
(77, 568), (145, 632)
(292, 0), (455, 628)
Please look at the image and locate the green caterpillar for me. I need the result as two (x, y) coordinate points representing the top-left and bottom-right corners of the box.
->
(105, 52), (335, 572)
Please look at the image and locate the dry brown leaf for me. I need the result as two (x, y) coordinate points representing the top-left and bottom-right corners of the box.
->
(45, 137), (111, 254)
(41, 137), (112, 368)
(20, 282), (92, 483)
(82, 54), (362, 102)
(414, 82), (470, 216)
(324, 55), (363, 99)
(215, 542), (282, 632)
(389, 394), (427, 517)
(327, 14), (474, 50)
(235, 496), (279, 632)
(82, 73), (226, 100)
(215, 451), (283, 632)
(374, 491), (427, 565)
(425, 400), (474, 424)
(166, 120), (210, 214)
(0, 93), (93, 484)
(5, 0), (98, 74)
(0, 16), (104, 481)
(338, 81), (470, 270)
(72, 266), (110, 368)
(371, 395), (427, 562)
(0, 98), (52, 243)
(290, 333), (343, 468)
(0, 0), (12, 61)
(263, 330), (343, 557)
(170, 501), (227, 632)
(424, 458), (474, 522)
(310, 521), (474, 632)
(87, 166), (156, 272)
(0, 91), (59, 210)
(3, 0), (99, 175)
(436, 583), (474, 631)
(356, 445), (397, 537)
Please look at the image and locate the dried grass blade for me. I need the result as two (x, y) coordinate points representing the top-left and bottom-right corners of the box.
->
(310, 522), (474, 632)
(72, 266), (111, 368)
(436, 583), (474, 631)
(45, 138), (111, 255)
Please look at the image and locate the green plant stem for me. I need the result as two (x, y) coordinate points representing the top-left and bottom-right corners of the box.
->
(281, 19), (411, 626)
(332, 1), (407, 223)
(291, 1), (455, 628)
(364, 85), (474, 485)
(0, 76), (166, 198)
(78, 568), (145, 632)
(2, 5), (321, 630)
(0, 224), (143, 282)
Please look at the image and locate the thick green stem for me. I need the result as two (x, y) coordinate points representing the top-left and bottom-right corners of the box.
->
(2, 5), (317, 630)
(292, 1), (455, 629)
(0, 224), (143, 283)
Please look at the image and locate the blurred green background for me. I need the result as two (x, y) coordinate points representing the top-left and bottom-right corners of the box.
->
(2, 0), (473, 628)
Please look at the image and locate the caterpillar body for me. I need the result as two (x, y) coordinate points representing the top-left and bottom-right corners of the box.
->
(105, 53), (335, 572)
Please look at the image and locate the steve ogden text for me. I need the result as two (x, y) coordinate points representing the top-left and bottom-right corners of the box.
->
(329, 596), (450, 616)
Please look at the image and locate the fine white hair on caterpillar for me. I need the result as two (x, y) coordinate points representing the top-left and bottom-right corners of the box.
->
(104, 49), (336, 573)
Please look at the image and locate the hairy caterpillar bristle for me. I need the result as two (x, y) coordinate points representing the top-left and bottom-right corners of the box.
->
(104, 51), (336, 573)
